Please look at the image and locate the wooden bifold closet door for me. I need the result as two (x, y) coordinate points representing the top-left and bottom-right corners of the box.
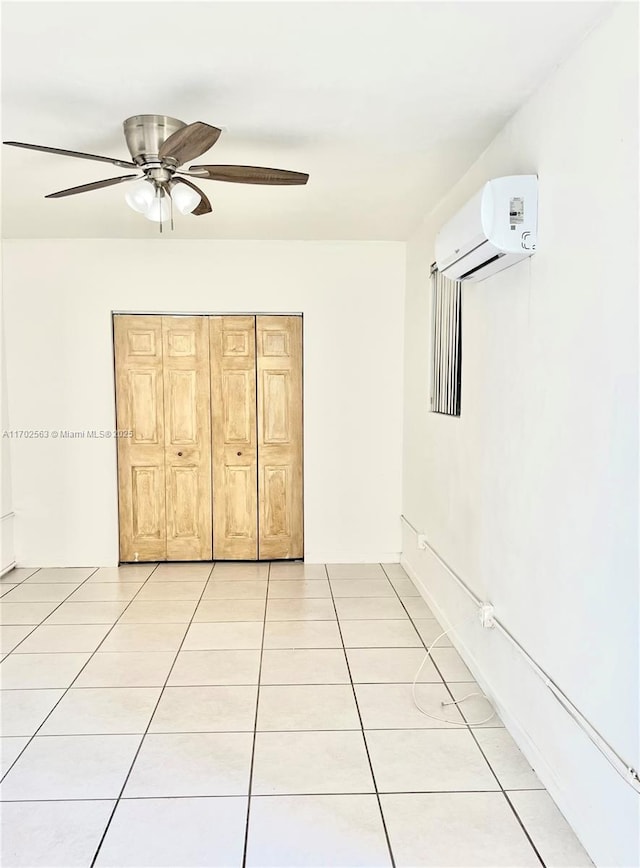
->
(114, 313), (303, 562)
(255, 316), (303, 560)
(114, 315), (212, 562)
(209, 316), (258, 560)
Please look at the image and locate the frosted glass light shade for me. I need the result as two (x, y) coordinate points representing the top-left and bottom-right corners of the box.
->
(124, 179), (155, 213)
(171, 182), (201, 215)
(145, 194), (171, 223)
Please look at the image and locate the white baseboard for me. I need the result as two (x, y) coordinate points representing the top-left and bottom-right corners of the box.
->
(303, 551), (401, 565)
(8, 555), (402, 568)
(1, 511), (15, 574)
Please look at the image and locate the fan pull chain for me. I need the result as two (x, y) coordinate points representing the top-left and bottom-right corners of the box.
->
(158, 185), (163, 235)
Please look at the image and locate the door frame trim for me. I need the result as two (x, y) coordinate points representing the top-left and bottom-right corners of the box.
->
(112, 310), (303, 316)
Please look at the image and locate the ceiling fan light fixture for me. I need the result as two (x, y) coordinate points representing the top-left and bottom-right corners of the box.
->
(170, 181), (201, 215)
(124, 179), (155, 213)
(144, 190), (172, 223)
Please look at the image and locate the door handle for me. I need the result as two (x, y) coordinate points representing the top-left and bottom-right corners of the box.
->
(177, 452), (183, 457)
(237, 451), (242, 456)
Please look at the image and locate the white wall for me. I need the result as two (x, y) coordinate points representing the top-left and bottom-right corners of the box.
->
(2, 239), (405, 567)
(402, 5), (638, 867)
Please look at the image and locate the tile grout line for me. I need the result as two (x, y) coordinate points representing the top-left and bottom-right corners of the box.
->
(64, 563), (162, 683)
(1, 568), (97, 658)
(0, 566), (118, 781)
(4, 617), (444, 626)
(0, 682), (506, 695)
(0, 566), (64, 607)
(0, 566), (41, 586)
(0, 786), (550, 805)
(383, 564), (547, 867)
(0, 630), (42, 663)
(1, 568), (101, 648)
(241, 562), (271, 868)
(472, 740), (547, 868)
(0, 725), (509, 736)
(1, 567), (195, 644)
(327, 564), (397, 868)
(87, 562), (215, 867)
(0, 787), (548, 803)
(502, 790), (551, 866)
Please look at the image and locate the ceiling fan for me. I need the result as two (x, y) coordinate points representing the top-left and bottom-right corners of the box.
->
(3, 114), (309, 229)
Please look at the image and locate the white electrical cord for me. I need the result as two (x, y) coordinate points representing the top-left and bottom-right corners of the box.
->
(412, 614), (496, 726)
(402, 518), (640, 792)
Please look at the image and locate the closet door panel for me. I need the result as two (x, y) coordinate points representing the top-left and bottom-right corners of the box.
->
(114, 315), (167, 562)
(210, 316), (258, 560)
(257, 315), (303, 559)
(162, 316), (212, 560)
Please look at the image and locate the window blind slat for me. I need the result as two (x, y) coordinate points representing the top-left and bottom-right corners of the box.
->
(430, 268), (461, 417)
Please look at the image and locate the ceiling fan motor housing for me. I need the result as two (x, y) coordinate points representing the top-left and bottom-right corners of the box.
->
(123, 114), (185, 166)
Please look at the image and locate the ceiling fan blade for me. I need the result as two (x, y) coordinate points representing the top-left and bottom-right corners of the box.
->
(159, 122), (221, 166)
(173, 178), (212, 215)
(3, 141), (136, 169)
(45, 174), (140, 199)
(188, 165), (309, 185)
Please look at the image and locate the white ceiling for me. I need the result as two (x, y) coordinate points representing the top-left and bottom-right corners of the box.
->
(2, 0), (609, 240)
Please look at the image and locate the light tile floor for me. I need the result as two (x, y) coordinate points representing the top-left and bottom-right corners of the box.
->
(0, 562), (593, 868)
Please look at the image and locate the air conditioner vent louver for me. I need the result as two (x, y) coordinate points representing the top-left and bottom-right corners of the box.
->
(459, 252), (505, 280)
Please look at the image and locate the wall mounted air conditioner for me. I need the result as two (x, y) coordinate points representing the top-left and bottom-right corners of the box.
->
(435, 175), (538, 282)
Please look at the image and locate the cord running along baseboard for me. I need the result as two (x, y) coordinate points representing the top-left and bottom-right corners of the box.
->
(400, 515), (640, 795)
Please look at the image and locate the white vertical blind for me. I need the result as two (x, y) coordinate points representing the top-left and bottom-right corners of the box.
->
(430, 267), (461, 416)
